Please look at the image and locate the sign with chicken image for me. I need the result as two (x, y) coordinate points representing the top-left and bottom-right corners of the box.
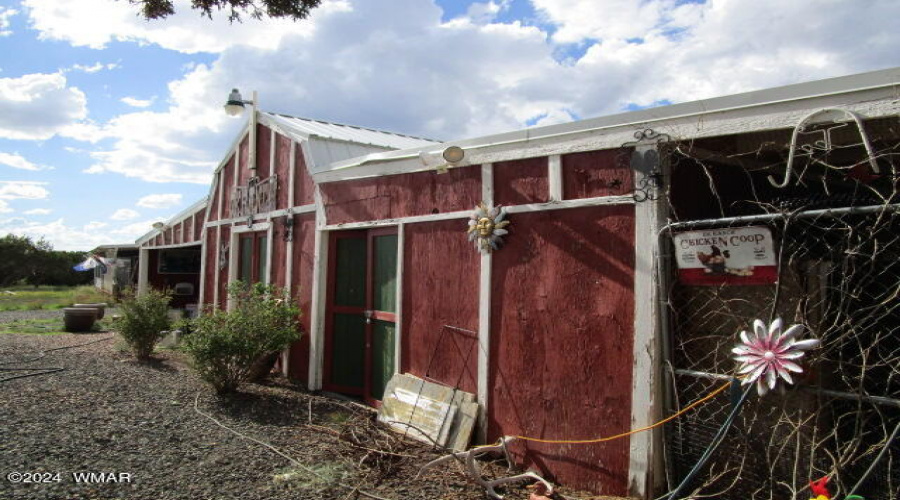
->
(672, 226), (777, 285)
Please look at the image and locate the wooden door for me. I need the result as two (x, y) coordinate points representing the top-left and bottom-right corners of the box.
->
(324, 228), (398, 404)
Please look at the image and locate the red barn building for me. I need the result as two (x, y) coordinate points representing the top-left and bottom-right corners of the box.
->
(134, 68), (900, 498)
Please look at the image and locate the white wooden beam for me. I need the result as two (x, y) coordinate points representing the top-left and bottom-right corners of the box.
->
(137, 248), (149, 297)
(628, 146), (666, 500)
(477, 163), (493, 442)
(548, 154), (562, 201)
(308, 183), (328, 390)
(204, 204), (316, 228)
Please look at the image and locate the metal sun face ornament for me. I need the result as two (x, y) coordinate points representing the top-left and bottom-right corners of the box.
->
(732, 318), (819, 396)
(468, 202), (510, 253)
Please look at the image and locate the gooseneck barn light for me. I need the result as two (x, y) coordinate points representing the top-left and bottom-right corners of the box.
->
(224, 88), (255, 116)
(223, 88), (259, 170)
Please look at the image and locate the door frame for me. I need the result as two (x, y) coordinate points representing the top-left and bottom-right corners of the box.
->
(228, 222), (273, 309)
(322, 226), (400, 405)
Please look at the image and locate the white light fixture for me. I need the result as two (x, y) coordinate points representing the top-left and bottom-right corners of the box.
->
(224, 88), (255, 117)
(442, 146), (465, 164)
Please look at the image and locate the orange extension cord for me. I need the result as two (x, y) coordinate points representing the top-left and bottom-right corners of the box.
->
(478, 378), (735, 447)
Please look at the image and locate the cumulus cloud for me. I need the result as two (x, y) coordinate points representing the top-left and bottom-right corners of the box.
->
(0, 200), (11, 214)
(24, 208), (52, 215)
(23, 0), (900, 189)
(0, 152), (51, 171)
(0, 72), (88, 140)
(110, 208), (140, 220)
(137, 193), (183, 209)
(0, 181), (50, 200)
(0, 6), (16, 36)
(120, 96), (154, 108)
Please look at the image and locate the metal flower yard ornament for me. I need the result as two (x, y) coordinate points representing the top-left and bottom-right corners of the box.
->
(468, 202), (510, 253)
(732, 318), (819, 396)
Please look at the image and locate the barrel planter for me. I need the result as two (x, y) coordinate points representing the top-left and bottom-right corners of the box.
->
(63, 308), (97, 333)
(73, 302), (108, 320)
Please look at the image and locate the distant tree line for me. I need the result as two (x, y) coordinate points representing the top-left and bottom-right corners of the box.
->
(0, 235), (93, 287)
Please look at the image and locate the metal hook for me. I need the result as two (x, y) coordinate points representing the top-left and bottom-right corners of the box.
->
(768, 108), (880, 188)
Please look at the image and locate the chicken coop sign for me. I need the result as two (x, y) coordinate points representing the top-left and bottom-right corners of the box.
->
(672, 226), (777, 286)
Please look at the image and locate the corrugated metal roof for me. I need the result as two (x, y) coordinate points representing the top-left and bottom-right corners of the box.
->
(260, 112), (438, 151)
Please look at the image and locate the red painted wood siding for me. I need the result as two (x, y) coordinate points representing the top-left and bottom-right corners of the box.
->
(183, 218), (192, 243)
(493, 157), (549, 206)
(288, 213), (316, 383)
(203, 228), (217, 308)
(173, 223), (182, 244)
(270, 222), (286, 288)
(238, 136), (251, 186)
(320, 166), (481, 224)
(401, 220), (479, 394)
(217, 226), (231, 309)
(256, 124), (271, 180)
(562, 149), (632, 200)
(194, 212), (205, 241)
(275, 133), (292, 209)
(221, 157), (235, 220)
(207, 172), (221, 222)
(294, 144), (315, 206)
(488, 205), (635, 495)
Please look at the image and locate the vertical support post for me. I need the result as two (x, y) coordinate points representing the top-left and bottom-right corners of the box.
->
(477, 163), (494, 442)
(548, 154), (563, 201)
(629, 143), (667, 499)
(395, 222), (405, 376)
(249, 90), (258, 172)
(308, 183), (328, 390)
(283, 140), (297, 377)
(137, 247), (149, 296)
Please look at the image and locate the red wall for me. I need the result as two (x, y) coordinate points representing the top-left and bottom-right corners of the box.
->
(288, 213), (316, 383)
(562, 149), (632, 200)
(488, 205), (635, 495)
(401, 219), (479, 394)
(275, 133), (292, 209)
(294, 145), (315, 206)
(256, 124), (271, 180)
(202, 228), (217, 309)
(493, 157), (549, 206)
(320, 166), (481, 224)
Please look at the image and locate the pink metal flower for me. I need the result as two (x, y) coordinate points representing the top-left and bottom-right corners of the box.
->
(732, 318), (819, 396)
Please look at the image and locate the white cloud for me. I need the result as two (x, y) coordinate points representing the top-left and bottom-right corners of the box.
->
(0, 152), (51, 171)
(0, 7), (17, 36)
(0, 72), (88, 140)
(120, 96), (154, 108)
(83, 220), (107, 230)
(24, 208), (51, 215)
(137, 193), (183, 209)
(110, 208), (140, 220)
(0, 200), (10, 213)
(69, 62), (119, 73)
(23, 0), (340, 53)
(0, 181), (49, 200)
(0, 215), (166, 251)
(26, 0), (900, 190)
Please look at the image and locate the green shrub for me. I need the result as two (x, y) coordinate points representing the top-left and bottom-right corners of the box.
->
(183, 282), (301, 394)
(116, 289), (172, 360)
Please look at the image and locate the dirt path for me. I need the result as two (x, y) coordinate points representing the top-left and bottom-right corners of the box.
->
(0, 333), (546, 500)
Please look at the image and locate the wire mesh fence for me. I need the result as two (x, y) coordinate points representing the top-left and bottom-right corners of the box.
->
(663, 206), (900, 500)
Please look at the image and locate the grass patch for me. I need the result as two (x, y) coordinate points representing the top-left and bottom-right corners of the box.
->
(0, 285), (110, 311)
(272, 462), (348, 491)
(0, 317), (116, 335)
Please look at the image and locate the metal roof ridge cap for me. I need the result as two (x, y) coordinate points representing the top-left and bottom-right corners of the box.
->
(326, 69), (900, 172)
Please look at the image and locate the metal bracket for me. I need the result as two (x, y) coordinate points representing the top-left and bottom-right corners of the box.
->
(621, 128), (671, 202)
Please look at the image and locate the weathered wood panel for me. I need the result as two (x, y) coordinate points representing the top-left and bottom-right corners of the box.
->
(488, 205), (635, 495)
(256, 124), (271, 180)
(238, 136), (251, 186)
(194, 212), (205, 241)
(562, 149), (632, 200)
(203, 228), (217, 308)
(294, 144), (315, 206)
(401, 220), (479, 394)
(493, 157), (549, 206)
(270, 221), (286, 289)
(221, 157), (235, 220)
(320, 166), (481, 224)
(217, 226), (231, 309)
(288, 213), (316, 383)
(275, 133), (292, 209)
(183, 218), (192, 243)
(173, 222), (182, 244)
(207, 170), (222, 223)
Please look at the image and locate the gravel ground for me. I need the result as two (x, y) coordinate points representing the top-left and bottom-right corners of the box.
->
(0, 309), (70, 323)
(0, 333), (558, 500)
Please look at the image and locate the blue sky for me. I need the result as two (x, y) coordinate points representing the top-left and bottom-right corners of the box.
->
(1, 0), (898, 250)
